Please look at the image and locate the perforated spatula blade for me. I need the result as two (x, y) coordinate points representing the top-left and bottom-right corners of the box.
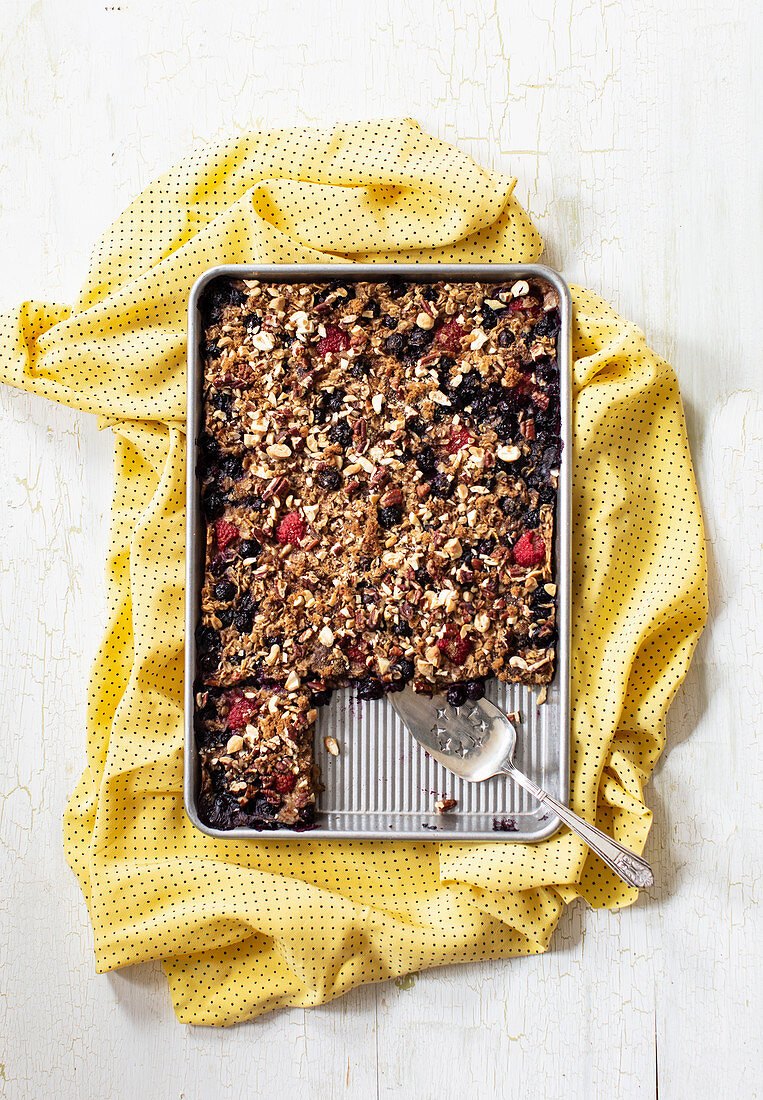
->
(388, 688), (654, 890)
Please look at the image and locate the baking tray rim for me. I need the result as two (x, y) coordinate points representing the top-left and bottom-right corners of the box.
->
(184, 262), (572, 842)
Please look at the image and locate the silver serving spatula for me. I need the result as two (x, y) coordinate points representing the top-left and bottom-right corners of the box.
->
(388, 688), (654, 890)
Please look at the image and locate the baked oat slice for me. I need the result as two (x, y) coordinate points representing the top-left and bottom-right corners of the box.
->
(194, 274), (561, 829)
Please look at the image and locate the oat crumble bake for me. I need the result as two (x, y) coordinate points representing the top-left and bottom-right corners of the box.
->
(193, 274), (561, 830)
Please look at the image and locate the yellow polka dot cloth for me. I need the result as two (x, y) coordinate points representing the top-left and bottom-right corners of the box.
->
(0, 119), (707, 1025)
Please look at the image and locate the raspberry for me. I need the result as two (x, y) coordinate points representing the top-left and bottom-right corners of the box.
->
(436, 624), (473, 665)
(341, 638), (366, 663)
(446, 426), (471, 455)
(274, 773), (296, 794)
(227, 698), (254, 730)
(436, 319), (465, 356)
(512, 530), (546, 567)
(317, 325), (351, 357)
(215, 519), (238, 551)
(276, 511), (306, 545)
(452, 636), (473, 663)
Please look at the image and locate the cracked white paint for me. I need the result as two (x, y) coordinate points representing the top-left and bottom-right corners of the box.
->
(0, 1), (760, 1098)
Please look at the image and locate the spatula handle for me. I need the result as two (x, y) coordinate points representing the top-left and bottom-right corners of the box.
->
(503, 765), (654, 890)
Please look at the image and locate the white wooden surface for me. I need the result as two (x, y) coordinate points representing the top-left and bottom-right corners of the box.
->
(0, 1), (760, 1098)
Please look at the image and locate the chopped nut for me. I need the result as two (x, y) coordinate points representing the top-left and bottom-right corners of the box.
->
(496, 444), (521, 462)
(416, 311), (435, 330)
(371, 393), (384, 414)
(318, 625), (335, 646)
(284, 670), (301, 691)
(434, 797), (457, 814)
(324, 736), (340, 757)
(510, 280), (529, 298)
(266, 443), (292, 459)
(474, 611), (490, 632)
(251, 331), (275, 351)
(225, 735), (244, 754)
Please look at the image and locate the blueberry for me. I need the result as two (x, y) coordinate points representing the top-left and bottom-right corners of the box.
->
(481, 309), (498, 330)
(393, 658), (414, 682)
(533, 625), (557, 647)
(381, 315), (398, 329)
(315, 281), (343, 303)
(297, 804), (316, 826)
(233, 592), (256, 633)
(318, 467), (342, 491)
(324, 387), (346, 412)
(363, 300), (381, 318)
(385, 333), (405, 357)
(450, 372), (481, 410)
(328, 419), (352, 447)
(406, 417), (426, 437)
(477, 537), (496, 556)
(446, 684), (467, 708)
(198, 650), (220, 676)
(199, 280), (246, 322)
(242, 312), (261, 330)
(202, 337), (220, 358)
(220, 454), (243, 481)
(422, 286), (438, 301)
(243, 494), (265, 511)
(495, 416), (517, 442)
(195, 624), (220, 652)
(315, 388), (346, 423)
(534, 309), (560, 338)
(357, 676), (385, 701)
(469, 394), (494, 426)
(218, 607), (233, 628)
(208, 554), (229, 577)
(211, 390), (232, 416)
(309, 687), (333, 708)
(202, 490), (226, 519)
(408, 326), (434, 349)
(390, 620), (412, 637)
(497, 330), (515, 348)
(214, 579), (236, 602)
(543, 443), (560, 469)
(500, 496), (518, 516)
(263, 633), (283, 650)
(536, 360), (559, 385)
(387, 277), (407, 299)
(431, 473), (454, 499)
(349, 356), (369, 378)
(198, 433), (221, 462)
(244, 794), (278, 821)
(414, 566), (432, 588)
(531, 586), (553, 608)
(537, 484), (556, 504)
(378, 504), (402, 528)
(432, 404), (450, 423)
(465, 679), (486, 701)
(415, 446), (437, 476)
(238, 538), (261, 560)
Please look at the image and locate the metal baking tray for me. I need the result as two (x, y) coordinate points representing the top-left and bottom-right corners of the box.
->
(185, 263), (571, 841)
